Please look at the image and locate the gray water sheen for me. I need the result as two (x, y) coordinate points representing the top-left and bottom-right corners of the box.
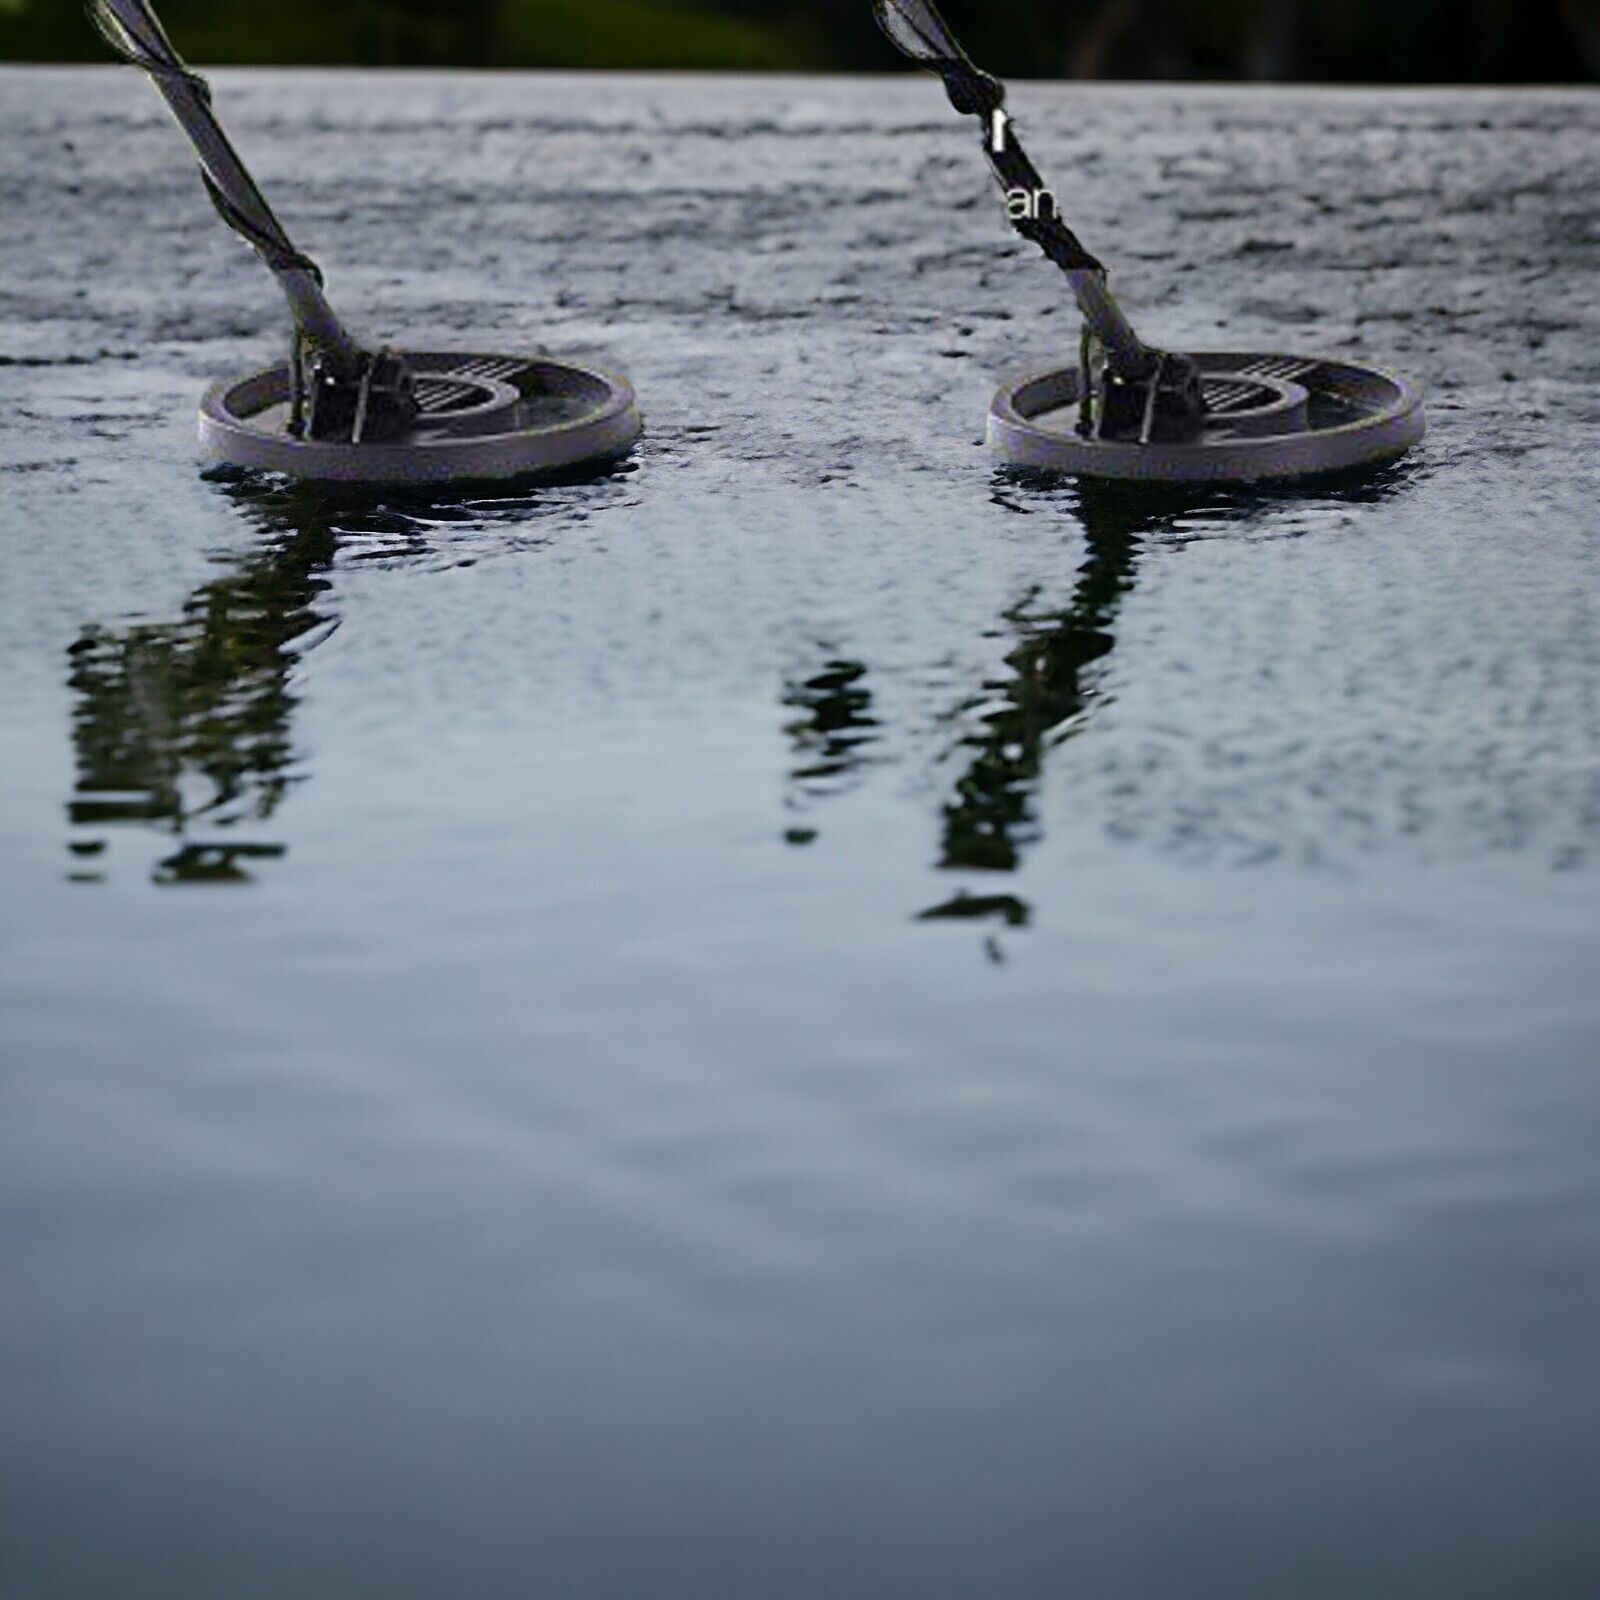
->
(1, 69), (1598, 1600)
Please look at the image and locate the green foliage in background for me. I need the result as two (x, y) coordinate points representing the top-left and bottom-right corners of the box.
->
(3, 0), (1596, 79)
(495, 0), (819, 69)
(0, 0), (818, 68)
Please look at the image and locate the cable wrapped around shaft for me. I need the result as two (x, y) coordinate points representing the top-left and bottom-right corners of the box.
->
(872, 0), (1103, 275)
(86, 0), (326, 285)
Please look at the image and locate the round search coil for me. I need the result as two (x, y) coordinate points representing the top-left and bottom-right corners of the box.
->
(988, 353), (1424, 483)
(199, 351), (641, 486)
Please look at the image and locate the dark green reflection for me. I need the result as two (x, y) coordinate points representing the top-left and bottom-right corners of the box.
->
(783, 654), (881, 846)
(921, 466), (1416, 927)
(918, 478), (1157, 927)
(65, 473), (611, 885)
(66, 492), (340, 885)
(935, 484), (1146, 877)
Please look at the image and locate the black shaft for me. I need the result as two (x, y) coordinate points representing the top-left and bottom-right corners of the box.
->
(88, 0), (362, 374)
(871, 0), (1146, 362)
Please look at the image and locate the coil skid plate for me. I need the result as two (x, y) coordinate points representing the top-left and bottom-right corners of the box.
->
(199, 351), (641, 485)
(989, 353), (1425, 483)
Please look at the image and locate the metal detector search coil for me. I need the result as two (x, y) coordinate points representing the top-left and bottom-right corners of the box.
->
(199, 354), (641, 488)
(991, 355), (1425, 482)
(872, 0), (1425, 484)
(91, 0), (640, 487)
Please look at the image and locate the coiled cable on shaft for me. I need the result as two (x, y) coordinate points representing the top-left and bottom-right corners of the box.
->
(871, 0), (1104, 275)
(86, 0), (371, 415)
(86, 0), (327, 286)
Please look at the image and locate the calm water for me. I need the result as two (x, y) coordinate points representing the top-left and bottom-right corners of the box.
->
(2, 70), (1598, 1599)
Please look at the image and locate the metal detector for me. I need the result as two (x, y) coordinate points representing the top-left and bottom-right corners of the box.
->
(873, 0), (1424, 481)
(90, 0), (641, 486)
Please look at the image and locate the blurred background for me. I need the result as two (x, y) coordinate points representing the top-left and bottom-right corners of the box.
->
(3, 0), (1599, 82)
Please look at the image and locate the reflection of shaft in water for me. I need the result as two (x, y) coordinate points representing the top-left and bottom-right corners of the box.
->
(940, 488), (1143, 864)
(66, 474), (628, 885)
(921, 467), (1416, 927)
(922, 480), (1157, 924)
(782, 654), (881, 847)
(66, 492), (340, 885)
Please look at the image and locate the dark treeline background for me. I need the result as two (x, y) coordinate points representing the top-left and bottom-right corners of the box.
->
(5, 0), (1598, 80)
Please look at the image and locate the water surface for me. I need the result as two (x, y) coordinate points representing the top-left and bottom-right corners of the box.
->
(2, 70), (1598, 1600)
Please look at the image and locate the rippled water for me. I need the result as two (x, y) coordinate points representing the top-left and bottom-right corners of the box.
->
(2, 69), (1598, 1600)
